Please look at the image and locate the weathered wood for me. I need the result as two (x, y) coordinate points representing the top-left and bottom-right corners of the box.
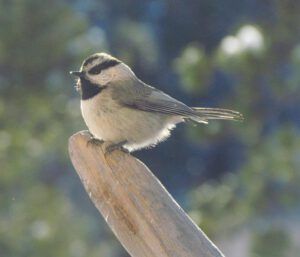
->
(68, 131), (225, 257)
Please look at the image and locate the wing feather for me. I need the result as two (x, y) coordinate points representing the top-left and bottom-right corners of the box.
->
(112, 80), (197, 117)
(111, 79), (242, 122)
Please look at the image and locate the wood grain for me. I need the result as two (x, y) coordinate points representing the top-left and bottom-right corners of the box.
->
(68, 131), (225, 257)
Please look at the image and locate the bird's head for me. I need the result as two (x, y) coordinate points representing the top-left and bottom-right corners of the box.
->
(70, 53), (135, 93)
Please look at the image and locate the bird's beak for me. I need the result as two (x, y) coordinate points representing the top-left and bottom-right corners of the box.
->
(69, 70), (85, 78)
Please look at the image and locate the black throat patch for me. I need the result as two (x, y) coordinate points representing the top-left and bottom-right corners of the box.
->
(80, 77), (107, 100)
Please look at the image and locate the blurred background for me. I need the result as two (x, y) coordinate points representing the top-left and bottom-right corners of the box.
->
(1, 0), (300, 256)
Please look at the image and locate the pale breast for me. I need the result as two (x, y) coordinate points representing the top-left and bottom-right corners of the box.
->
(80, 92), (120, 141)
(80, 91), (184, 150)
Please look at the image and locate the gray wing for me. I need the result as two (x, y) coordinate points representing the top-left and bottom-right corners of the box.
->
(111, 79), (198, 117)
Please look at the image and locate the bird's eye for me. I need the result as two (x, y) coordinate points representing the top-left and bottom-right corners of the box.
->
(88, 59), (120, 75)
(88, 64), (102, 75)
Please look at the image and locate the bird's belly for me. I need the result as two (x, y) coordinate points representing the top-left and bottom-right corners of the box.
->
(81, 99), (182, 151)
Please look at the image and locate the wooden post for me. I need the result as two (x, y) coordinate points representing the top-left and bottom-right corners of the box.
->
(68, 131), (225, 257)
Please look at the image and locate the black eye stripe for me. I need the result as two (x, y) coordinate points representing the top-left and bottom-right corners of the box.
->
(88, 64), (103, 74)
(88, 59), (121, 75)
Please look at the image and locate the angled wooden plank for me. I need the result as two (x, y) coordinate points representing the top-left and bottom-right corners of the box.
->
(68, 131), (225, 257)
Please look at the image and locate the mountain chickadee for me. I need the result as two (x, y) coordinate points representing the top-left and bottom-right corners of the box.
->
(70, 53), (242, 153)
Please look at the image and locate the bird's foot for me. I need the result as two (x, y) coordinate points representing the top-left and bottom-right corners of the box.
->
(105, 140), (129, 155)
(87, 137), (104, 147)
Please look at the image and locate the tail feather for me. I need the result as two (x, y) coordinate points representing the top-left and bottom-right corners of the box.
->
(190, 107), (243, 123)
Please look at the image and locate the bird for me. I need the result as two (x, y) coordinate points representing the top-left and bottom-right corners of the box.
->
(70, 52), (242, 153)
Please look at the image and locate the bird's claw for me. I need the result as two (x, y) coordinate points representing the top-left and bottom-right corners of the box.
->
(87, 137), (104, 147)
(105, 141), (129, 155)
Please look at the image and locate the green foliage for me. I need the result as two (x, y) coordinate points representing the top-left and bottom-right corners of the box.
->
(1, 1), (300, 256)
(251, 228), (291, 257)
(188, 129), (300, 236)
(174, 44), (212, 94)
(0, 1), (121, 256)
(177, 2), (300, 255)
